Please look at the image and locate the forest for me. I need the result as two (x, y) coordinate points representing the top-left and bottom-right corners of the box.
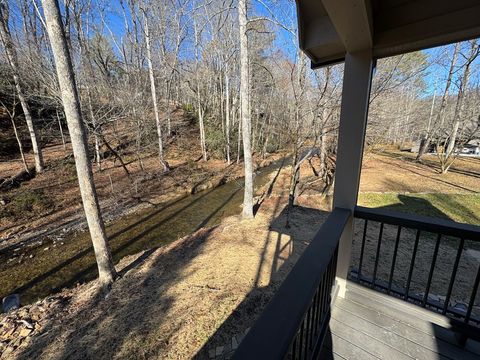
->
(1, 0), (480, 358)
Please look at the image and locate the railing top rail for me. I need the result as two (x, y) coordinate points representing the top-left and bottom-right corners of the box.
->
(233, 208), (351, 360)
(354, 206), (480, 242)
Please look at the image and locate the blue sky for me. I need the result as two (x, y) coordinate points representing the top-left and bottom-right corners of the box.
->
(422, 43), (480, 97)
(5, 0), (479, 98)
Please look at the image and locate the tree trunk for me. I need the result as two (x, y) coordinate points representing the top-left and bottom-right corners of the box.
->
(193, 19), (207, 161)
(417, 85), (436, 159)
(446, 120), (459, 157)
(445, 40), (478, 161)
(143, 10), (168, 172)
(11, 115), (29, 172)
(225, 71), (231, 164)
(319, 132), (326, 179)
(41, 0), (117, 288)
(238, 0), (253, 218)
(198, 104), (207, 161)
(0, 2), (44, 173)
(87, 94), (102, 170)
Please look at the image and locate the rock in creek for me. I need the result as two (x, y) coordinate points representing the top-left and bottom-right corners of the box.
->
(2, 295), (20, 313)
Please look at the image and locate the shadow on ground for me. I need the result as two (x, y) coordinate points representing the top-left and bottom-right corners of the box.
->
(194, 204), (331, 359)
(15, 226), (216, 359)
(12, 199), (331, 359)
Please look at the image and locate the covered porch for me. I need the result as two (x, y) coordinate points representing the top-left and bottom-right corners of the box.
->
(234, 0), (480, 358)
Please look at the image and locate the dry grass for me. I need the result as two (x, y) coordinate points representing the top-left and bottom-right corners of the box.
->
(359, 151), (480, 193)
(6, 171), (329, 359)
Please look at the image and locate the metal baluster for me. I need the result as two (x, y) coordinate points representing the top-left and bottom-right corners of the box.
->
(443, 238), (465, 315)
(323, 271), (329, 314)
(313, 288), (320, 335)
(358, 219), (368, 279)
(326, 259), (333, 301)
(423, 233), (441, 307)
(405, 230), (421, 299)
(306, 306), (312, 351)
(372, 222), (384, 288)
(388, 226), (402, 294)
(291, 336), (297, 360)
(315, 281), (324, 333)
(298, 319), (304, 360)
(465, 263), (480, 323)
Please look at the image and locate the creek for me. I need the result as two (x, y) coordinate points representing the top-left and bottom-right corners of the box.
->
(0, 158), (286, 305)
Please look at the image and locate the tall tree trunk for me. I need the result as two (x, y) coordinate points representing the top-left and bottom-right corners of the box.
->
(193, 19), (207, 161)
(319, 131), (326, 179)
(10, 114), (29, 172)
(0, 1), (44, 173)
(198, 102), (207, 161)
(41, 0), (117, 288)
(445, 120), (459, 158)
(417, 84), (437, 159)
(143, 10), (168, 172)
(225, 71), (231, 164)
(238, 0), (253, 218)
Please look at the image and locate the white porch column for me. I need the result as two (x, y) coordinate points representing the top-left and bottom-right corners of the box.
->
(333, 50), (373, 298)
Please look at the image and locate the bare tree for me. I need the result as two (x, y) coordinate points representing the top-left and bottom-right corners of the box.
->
(41, 0), (117, 289)
(1, 97), (29, 171)
(238, 0), (253, 218)
(142, 5), (169, 172)
(439, 40), (479, 173)
(417, 43), (460, 160)
(0, 0), (44, 173)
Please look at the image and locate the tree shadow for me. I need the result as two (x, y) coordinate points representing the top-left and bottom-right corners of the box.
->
(374, 156), (477, 193)
(369, 192), (479, 225)
(11, 200), (332, 359)
(194, 204), (331, 359)
(253, 157), (285, 216)
(379, 194), (454, 220)
(378, 151), (480, 180)
(16, 227), (216, 360)
(2, 188), (213, 291)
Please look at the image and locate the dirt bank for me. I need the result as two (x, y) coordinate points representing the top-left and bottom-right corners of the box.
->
(0, 139), (285, 252)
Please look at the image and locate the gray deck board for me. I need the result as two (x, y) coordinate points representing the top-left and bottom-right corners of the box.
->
(322, 282), (480, 360)
(334, 296), (478, 360)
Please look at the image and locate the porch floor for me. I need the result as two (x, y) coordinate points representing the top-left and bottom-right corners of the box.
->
(321, 282), (480, 360)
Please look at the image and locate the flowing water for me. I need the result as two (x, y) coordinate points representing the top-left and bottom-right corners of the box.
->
(0, 159), (286, 305)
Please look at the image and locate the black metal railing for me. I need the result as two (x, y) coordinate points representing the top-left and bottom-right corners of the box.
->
(351, 206), (480, 335)
(233, 208), (350, 360)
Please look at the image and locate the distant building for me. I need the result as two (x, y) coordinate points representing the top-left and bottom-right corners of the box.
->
(461, 139), (480, 155)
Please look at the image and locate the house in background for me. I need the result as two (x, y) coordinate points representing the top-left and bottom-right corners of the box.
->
(234, 1), (480, 359)
(462, 140), (480, 156)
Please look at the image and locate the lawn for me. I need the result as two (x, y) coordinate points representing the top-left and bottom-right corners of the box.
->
(359, 151), (480, 193)
(355, 151), (480, 225)
(358, 192), (480, 225)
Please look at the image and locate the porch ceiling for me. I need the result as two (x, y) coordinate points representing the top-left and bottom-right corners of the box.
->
(296, 0), (480, 68)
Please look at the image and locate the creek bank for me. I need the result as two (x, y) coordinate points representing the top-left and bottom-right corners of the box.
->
(0, 291), (73, 359)
(0, 153), (285, 253)
(0, 154), (288, 308)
